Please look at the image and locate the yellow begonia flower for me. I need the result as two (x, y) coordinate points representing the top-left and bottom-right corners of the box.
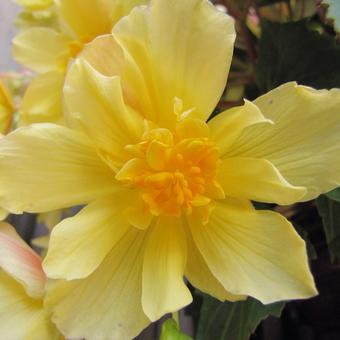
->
(0, 222), (61, 339)
(12, 0), (148, 125)
(1, 0), (340, 337)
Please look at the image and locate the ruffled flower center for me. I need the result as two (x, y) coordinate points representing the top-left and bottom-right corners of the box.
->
(116, 121), (225, 218)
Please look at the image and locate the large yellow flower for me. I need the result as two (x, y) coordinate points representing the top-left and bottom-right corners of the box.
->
(13, 0), (148, 125)
(1, 0), (340, 338)
(0, 222), (61, 339)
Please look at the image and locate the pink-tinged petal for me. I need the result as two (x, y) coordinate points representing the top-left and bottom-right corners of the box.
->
(0, 222), (45, 298)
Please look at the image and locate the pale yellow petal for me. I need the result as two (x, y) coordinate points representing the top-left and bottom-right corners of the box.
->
(20, 71), (64, 125)
(185, 223), (246, 302)
(15, 0), (53, 11)
(142, 217), (192, 321)
(0, 222), (45, 298)
(25, 310), (61, 340)
(189, 199), (317, 304)
(0, 269), (43, 339)
(46, 228), (150, 340)
(228, 82), (340, 201)
(0, 207), (8, 221)
(0, 124), (117, 213)
(0, 80), (14, 134)
(13, 27), (70, 73)
(58, 0), (148, 39)
(44, 195), (131, 280)
(218, 157), (306, 205)
(64, 58), (144, 170)
(209, 100), (272, 155)
(108, 0), (235, 127)
(80, 34), (157, 124)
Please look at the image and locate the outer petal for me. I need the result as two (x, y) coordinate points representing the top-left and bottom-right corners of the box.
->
(227, 82), (340, 201)
(45, 228), (150, 340)
(209, 100), (272, 156)
(218, 157), (306, 205)
(87, 0), (235, 127)
(64, 58), (144, 171)
(25, 310), (61, 340)
(0, 270), (44, 339)
(13, 27), (71, 73)
(0, 124), (117, 213)
(20, 71), (64, 125)
(142, 217), (192, 321)
(189, 199), (317, 304)
(0, 222), (45, 298)
(185, 223), (246, 302)
(44, 194), (131, 280)
(0, 207), (8, 221)
(58, 0), (148, 39)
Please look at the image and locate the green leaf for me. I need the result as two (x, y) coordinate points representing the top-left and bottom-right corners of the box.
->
(256, 19), (340, 92)
(160, 318), (192, 340)
(316, 195), (340, 262)
(196, 294), (285, 340)
(323, 0), (340, 32)
(325, 187), (340, 203)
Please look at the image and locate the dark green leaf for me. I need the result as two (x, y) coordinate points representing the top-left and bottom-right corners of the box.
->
(160, 318), (192, 340)
(316, 195), (340, 262)
(256, 20), (340, 92)
(325, 187), (340, 203)
(196, 294), (285, 340)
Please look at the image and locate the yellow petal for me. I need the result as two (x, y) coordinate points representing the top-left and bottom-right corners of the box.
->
(185, 224), (246, 302)
(0, 207), (8, 221)
(0, 270), (44, 339)
(80, 34), (157, 124)
(142, 217), (192, 321)
(209, 100), (272, 156)
(176, 118), (210, 140)
(110, 0), (235, 127)
(228, 82), (340, 201)
(58, 0), (148, 39)
(64, 59), (144, 170)
(13, 27), (70, 73)
(189, 199), (317, 304)
(0, 222), (45, 298)
(15, 0), (53, 11)
(44, 195), (131, 280)
(0, 80), (14, 134)
(20, 71), (64, 125)
(218, 157), (306, 205)
(25, 310), (61, 340)
(125, 191), (154, 230)
(45, 228), (150, 340)
(0, 124), (117, 213)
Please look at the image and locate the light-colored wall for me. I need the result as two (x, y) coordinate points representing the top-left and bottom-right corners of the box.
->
(0, 0), (20, 71)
